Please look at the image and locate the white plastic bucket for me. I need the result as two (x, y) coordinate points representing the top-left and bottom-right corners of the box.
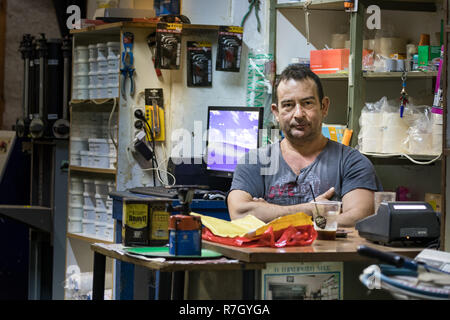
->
(95, 207), (108, 223)
(69, 191), (84, 206)
(107, 86), (119, 99)
(77, 86), (89, 100)
(107, 57), (120, 72)
(107, 41), (120, 58)
(75, 75), (89, 87)
(97, 59), (109, 74)
(82, 219), (96, 235)
(68, 218), (83, 233)
(69, 203), (83, 219)
(107, 72), (119, 86)
(83, 192), (96, 208)
(89, 84), (97, 99)
(95, 222), (108, 238)
(97, 43), (108, 60)
(88, 44), (97, 60)
(71, 177), (84, 193)
(95, 193), (108, 210)
(94, 179), (109, 195)
(88, 58), (97, 73)
(83, 205), (96, 220)
(75, 61), (89, 75)
(75, 46), (89, 61)
(83, 179), (96, 193)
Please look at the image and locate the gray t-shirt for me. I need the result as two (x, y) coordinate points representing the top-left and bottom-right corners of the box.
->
(230, 139), (382, 205)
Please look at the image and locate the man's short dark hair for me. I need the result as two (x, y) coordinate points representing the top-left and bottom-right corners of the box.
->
(274, 64), (324, 103)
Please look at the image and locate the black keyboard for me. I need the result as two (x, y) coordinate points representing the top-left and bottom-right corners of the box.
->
(129, 186), (179, 199)
(129, 186), (226, 200)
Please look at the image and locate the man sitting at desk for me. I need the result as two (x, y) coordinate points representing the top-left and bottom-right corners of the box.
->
(227, 64), (382, 227)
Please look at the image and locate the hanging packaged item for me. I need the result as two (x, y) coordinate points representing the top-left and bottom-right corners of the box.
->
(155, 22), (182, 70)
(144, 88), (165, 141)
(216, 26), (243, 72)
(186, 41), (212, 87)
(246, 52), (273, 108)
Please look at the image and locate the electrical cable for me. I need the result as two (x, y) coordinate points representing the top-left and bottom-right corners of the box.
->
(361, 151), (442, 165)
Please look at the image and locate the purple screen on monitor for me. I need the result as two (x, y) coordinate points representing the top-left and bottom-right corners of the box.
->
(206, 108), (260, 173)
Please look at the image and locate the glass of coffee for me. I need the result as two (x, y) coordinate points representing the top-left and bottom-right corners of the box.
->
(311, 201), (342, 240)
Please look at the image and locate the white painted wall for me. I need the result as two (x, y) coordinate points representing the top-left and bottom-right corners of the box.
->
(111, 0), (274, 189)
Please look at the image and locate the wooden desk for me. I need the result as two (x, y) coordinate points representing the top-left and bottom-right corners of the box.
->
(202, 228), (423, 263)
(90, 243), (265, 300)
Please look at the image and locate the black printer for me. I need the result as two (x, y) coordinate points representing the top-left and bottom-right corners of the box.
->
(355, 201), (440, 246)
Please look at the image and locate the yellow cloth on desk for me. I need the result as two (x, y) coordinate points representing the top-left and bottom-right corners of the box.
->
(191, 212), (313, 238)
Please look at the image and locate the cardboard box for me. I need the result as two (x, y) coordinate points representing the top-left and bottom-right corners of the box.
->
(310, 49), (350, 74)
(310, 49), (373, 74)
(418, 45), (429, 66)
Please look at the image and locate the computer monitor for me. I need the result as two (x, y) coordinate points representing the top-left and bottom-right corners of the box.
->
(206, 106), (264, 178)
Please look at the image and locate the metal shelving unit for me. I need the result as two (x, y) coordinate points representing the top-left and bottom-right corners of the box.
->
(269, 0), (447, 249)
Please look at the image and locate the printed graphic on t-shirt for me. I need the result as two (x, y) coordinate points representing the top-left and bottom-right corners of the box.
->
(267, 173), (321, 205)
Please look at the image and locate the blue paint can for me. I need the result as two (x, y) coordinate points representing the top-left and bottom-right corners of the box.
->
(169, 215), (202, 256)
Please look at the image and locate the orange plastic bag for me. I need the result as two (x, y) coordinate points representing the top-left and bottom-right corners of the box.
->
(202, 224), (317, 248)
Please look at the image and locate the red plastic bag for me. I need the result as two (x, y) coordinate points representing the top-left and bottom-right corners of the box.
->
(202, 224), (317, 248)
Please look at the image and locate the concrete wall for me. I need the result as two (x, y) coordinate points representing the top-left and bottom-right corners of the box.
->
(2, 0), (60, 130)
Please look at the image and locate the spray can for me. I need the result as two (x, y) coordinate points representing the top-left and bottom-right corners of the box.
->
(169, 215), (202, 256)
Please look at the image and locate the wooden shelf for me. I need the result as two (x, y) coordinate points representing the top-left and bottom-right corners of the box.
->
(67, 232), (114, 244)
(70, 98), (118, 106)
(276, 0), (438, 12)
(298, 71), (436, 80)
(69, 165), (116, 175)
(364, 152), (442, 165)
(364, 71), (438, 79)
(70, 21), (221, 35)
(319, 73), (348, 80)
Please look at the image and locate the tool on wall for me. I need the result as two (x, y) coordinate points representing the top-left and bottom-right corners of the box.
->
(216, 26), (243, 72)
(187, 41), (212, 87)
(304, 0), (311, 45)
(52, 36), (72, 139)
(30, 34), (48, 139)
(155, 23), (182, 70)
(144, 88), (165, 141)
(240, 0), (261, 33)
(146, 32), (163, 78)
(16, 34), (34, 138)
(120, 32), (135, 99)
(399, 71), (409, 118)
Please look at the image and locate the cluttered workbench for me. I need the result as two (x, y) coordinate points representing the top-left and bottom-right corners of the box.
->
(201, 229), (423, 263)
(93, 185), (426, 300)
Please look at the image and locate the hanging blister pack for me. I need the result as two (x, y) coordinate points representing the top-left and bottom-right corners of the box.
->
(155, 22), (182, 70)
(145, 88), (165, 142)
(216, 26), (243, 72)
(187, 41), (212, 87)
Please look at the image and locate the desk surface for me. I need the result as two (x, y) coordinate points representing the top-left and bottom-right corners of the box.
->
(202, 228), (424, 263)
(90, 243), (265, 272)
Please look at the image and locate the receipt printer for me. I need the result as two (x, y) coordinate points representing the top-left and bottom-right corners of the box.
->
(355, 202), (440, 246)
